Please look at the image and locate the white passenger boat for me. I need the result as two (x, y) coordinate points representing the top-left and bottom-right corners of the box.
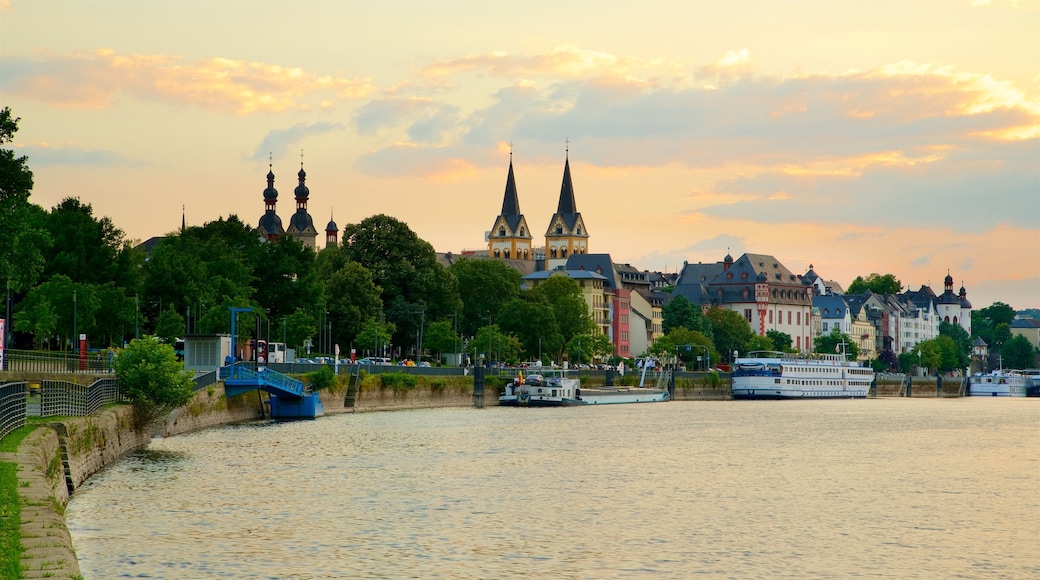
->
(731, 350), (873, 399)
(968, 370), (1029, 397)
(498, 371), (669, 407)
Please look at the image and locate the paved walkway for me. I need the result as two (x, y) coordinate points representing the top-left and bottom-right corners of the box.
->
(2, 437), (82, 579)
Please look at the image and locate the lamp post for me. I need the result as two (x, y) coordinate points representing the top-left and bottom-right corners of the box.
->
(282, 316), (287, 345)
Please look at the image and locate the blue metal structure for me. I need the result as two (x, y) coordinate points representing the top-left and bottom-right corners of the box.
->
(223, 307), (323, 419)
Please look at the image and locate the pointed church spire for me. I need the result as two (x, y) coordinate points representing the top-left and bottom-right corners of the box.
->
(557, 144), (577, 215)
(501, 150), (521, 216)
(181, 205), (185, 232)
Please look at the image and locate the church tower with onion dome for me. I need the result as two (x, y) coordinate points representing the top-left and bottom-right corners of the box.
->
(257, 159), (284, 242)
(285, 161), (318, 249)
(325, 212), (338, 247)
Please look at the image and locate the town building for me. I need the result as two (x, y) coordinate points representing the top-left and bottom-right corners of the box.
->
(674, 252), (814, 352)
(1010, 317), (1040, 350)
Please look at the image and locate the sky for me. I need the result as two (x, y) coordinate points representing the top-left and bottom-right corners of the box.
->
(2, 0), (1038, 310)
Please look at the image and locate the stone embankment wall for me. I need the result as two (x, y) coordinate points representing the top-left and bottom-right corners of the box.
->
(354, 386), (477, 412)
(15, 405), (150, 579)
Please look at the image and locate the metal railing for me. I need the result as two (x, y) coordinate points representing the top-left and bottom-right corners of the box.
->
(0, 382), (27, 440)
(1, 348), (116, 374)
(0, 378), (122, 441)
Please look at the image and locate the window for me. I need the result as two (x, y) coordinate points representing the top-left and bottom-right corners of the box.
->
(769, 311), (773, 323)
(556, 225), (563, 234)
(823, 322), (829, 331)
(519, 227), (525, 236)
(727, 272), (733, 280)
(797, 312), (801, 325)
(577, 226), (582, 235)
(742, 272), (748, 280)
(788, 311), (792, 325)
(742, 288), (750, 300)
(493, 249), (501, 258)
(561, 248), (568, 257)
(503, 249), (510, 259)
(744, 309), (752, 322)
(499, 226), (506, 237)
(551, 248), (557, 258)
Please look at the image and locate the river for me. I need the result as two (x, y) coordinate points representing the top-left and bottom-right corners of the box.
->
(66, 398), (1039, 579)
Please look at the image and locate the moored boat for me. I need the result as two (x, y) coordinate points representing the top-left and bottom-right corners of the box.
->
(968, 370), (1030, 397)
(498, 370), (669, 406)
(731, 350), (873, 399)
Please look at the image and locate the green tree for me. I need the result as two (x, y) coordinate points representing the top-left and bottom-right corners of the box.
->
(567, 332), (613, 365)
(255, 236), (322, 321)
(528, 276), (596, 347)
(283, 309), (319, 353)
(41, 197), (127, 286)
(94, 283), (136, 347)
(705, 308), (754, 362)
(938, 321), (971, 370)
(846, 273), (902, 295)
(498, 297), (563, 362)
(1001, 335), (1036, 369)
(154, 306), (185, 344)
(354, 317), (395, 358)
(813, 328), (860, 360)
(667, 328), (717, 370)
(0, 107), (48, 291)
(422, 319), (460, 362)
(449, 257), (522, 336)
(112, 338), (195, 430)
(469, 324), (520, 365)
(746, 334), (774, 353)
(765, 329), (792, 351)
(325, 261), (383, 349)
(12, 275), (100, 350)
(662, 294), (711, 334)
(340, 214), (461, 344)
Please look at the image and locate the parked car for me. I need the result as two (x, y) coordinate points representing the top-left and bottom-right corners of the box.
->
(357, 357), (391, 366)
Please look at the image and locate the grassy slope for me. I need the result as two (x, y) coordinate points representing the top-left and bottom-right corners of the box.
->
(0, 425), (36, 579)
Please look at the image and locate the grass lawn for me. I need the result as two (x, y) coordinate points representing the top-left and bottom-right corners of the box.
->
(1, 424), (37, 579)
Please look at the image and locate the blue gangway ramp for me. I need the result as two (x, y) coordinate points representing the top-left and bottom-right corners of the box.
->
(220, 365), (323, 418)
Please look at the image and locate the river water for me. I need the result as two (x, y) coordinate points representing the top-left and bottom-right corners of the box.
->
(66, 398), (1039, 579)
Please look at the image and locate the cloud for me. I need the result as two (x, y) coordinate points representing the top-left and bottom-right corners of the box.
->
(0, 49), (375, 114)
(355, 143), (479, 182)
(353, 97), (461, 144)
(250, 122), (345, 162)
(17, 142), (144, 167)
(420, 45), (684, 85)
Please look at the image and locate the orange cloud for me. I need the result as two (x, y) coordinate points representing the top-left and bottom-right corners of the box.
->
(420, 45), (684, 86)
(7, 49), (375, 115)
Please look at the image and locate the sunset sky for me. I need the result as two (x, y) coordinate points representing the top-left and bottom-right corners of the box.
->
(2, 0), (1038, 309)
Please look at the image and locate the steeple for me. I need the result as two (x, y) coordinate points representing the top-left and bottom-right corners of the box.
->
(286, 152), (317, 249)
(501, 151), (521, 217)
(557, 147), (577, 215)
(258, 155), (284, 241)
(544, 142), (589, 270)
(487, 148), (533, 261)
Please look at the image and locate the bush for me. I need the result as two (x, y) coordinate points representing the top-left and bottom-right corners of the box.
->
(307, 365), (336, 391)
(112, 338), (194, 430)
(429, 377), (447, 392)
(380, 372), (418, 392)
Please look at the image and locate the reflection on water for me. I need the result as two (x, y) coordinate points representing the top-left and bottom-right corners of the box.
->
(67, 399), (1040, 579)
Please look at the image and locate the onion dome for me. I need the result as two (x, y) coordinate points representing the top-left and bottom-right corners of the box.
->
(294, 167), (310, 199)
(263, 168), (278, 200)
(944, 273), (954, 287)
(326, 218), (338, 232)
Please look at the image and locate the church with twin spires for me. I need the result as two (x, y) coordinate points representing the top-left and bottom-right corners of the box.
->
(257, 157), (338, 249)
(487, 149), (589, 271)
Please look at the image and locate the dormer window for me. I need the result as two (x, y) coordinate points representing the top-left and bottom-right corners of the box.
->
(499, 226), (506, 237)
(556, 225), (563, 234)
(741, 272), (748, 280)
(577, 226), (582, 235)
(726, 272), (733, 280)
(519, 227), (525, 236)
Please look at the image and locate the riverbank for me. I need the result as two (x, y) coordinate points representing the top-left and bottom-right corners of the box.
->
(6, 376), (481, 578)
